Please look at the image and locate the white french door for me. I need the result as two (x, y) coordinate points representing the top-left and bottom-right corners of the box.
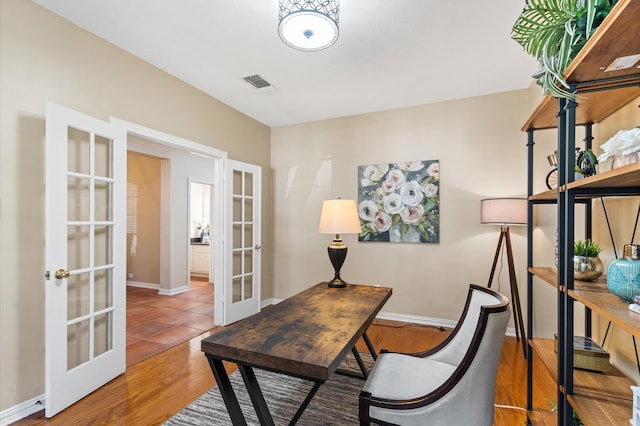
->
(221, 159), (262, 324)
(45, 103), (126, 417)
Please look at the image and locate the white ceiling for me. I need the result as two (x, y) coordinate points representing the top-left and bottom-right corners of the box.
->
(33, 0), (538, 127)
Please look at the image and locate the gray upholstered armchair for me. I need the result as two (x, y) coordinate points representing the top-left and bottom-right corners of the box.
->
(359, 284), (510, 426)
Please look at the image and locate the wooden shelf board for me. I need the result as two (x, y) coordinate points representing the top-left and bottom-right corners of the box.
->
(564, 0), (640, 84)
(527, 409), (558, 425)
(569, 393), (632, 426)
(529, 189), (558, 202)
(566, 161), (640, 192)
(529, 267), (609, 291)
(521, 0), (640, 131)
(530, 338), (629, 383)
(529, 162), (640, 201)
(569, 287), (640, 339)
(530, 338), (633, 425)
(522, 88), (640, 131)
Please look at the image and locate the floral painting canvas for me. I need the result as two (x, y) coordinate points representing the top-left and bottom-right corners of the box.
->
(358, 160), (439, 243)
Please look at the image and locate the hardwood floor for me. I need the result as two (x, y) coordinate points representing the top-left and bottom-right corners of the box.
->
(15, 318), (556, 425)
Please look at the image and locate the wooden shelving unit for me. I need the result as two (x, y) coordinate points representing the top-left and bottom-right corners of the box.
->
(522, 0), (640, 424)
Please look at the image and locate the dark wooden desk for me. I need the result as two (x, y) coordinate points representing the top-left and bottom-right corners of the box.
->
(201, 282), (392, 426)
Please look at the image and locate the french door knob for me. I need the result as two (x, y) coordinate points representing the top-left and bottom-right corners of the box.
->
(55, 269), (70, 279)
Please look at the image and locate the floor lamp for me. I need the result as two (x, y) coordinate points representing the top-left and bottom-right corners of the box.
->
(481, 198), (527, 357)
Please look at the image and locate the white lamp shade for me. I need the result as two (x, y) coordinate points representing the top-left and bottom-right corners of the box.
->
(318, 199), (362, 234)
(481, 198), (527, 226)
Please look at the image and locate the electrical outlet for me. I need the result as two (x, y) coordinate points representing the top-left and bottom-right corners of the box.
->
(127, 273), (133, 279)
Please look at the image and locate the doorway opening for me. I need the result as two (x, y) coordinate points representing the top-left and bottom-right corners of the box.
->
(123, 134), (219, 366)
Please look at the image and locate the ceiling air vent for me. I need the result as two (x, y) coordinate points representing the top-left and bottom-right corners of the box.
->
(243, 74), (274, 92)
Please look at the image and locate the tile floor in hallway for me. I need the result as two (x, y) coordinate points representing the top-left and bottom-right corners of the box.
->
(126, 277), (215, 366)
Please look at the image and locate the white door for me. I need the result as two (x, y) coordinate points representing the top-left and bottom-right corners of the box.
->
(222, 159), (261, 324)
(45, 103), (126, 417)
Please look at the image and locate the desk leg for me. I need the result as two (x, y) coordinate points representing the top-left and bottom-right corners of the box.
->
(206, 355), (248, 426)
(238, 365), (275, 426)
(362, 332), (377, 360)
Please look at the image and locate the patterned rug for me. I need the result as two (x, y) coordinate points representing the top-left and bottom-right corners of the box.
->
(164, 353), (373, 425)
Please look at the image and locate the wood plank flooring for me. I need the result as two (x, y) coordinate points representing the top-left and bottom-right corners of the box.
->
(15, 315), (557, 425)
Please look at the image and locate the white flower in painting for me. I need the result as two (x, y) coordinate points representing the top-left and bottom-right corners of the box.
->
(358, 200), (378, 221)
(427, 162), (440, 178)
(386, 169), (405, 187)
(372, 212), (392, 232)
(395, 161), (425, 172)
(383, 193), (404, 215)
(361, 164), (389, 186)
(422, 183), (439, 197)
(400, 205), (425, 225)
(400, 181), (424, 206)
(598, 127), (640, 162)
(381, 180), (396, 193)
(374, 188), (386, 202)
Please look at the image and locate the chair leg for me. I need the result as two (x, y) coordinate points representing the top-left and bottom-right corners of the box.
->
(358, 392), (371, 426)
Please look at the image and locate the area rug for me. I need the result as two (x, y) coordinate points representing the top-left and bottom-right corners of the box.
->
(164, 353), (373, 425)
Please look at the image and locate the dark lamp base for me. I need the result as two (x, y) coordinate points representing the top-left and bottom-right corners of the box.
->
(327, 277), (347, 288)
(326, 242), (348, 289)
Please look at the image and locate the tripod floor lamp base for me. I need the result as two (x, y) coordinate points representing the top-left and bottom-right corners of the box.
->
(481, 197), (528, 358)
(488, 226), (526, 358)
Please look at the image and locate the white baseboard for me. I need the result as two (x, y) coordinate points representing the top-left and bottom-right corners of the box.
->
(127, 281), (189, 296)
(126, 281), (159, 290)
(0, 394), (45, 426)
(158, 285), (189, 296)
(376, 311), (517, 338)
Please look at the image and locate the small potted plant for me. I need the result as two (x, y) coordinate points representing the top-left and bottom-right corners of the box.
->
(574, 239), (604, 281)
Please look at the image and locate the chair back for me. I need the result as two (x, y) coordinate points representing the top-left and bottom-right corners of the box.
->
(425, 285), (508, 367)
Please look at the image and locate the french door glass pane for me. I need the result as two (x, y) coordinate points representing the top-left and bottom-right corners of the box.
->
(67, 272), (90, 320)
(94, 269), (112, 311)
(94, 312), (112, 357)
(67, 225), (90, 270)
(95, 180), (112, 222)
(243, 274), (253, 299)
(67, 320), (89, 370)
(94, 225), (112, 267)
(232, 277), (242, 303)
(67, 176), (90, 222)
(244, 172), (253, 196)
(94, 135), (112, 178)
(67, 127), (90, 175)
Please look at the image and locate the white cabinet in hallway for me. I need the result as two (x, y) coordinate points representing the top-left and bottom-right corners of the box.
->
(190, 244), (211, 278)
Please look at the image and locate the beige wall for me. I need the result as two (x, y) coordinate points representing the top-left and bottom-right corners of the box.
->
(127, 152), (162, 285)
(270, 90), (532, 321)
(0, 0), (271, 410)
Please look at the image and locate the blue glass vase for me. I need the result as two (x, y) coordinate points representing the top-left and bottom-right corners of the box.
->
(607, 244), (640, 302)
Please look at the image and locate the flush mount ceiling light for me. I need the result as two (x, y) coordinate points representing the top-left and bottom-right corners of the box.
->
(278, 0), (340, 51)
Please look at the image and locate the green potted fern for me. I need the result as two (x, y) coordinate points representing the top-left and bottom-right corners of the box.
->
(511, 0), (618, 99)
(574, 239), (604, 281)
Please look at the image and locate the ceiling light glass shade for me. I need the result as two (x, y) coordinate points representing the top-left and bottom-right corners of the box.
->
(278, 0), (340, 51)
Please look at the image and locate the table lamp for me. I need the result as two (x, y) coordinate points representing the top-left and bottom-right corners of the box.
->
(318, 199), (362, 288)
(481, 197), (527, 357)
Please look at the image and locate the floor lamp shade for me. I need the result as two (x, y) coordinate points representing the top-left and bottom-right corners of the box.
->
(481, 198), (527, 226)
(318, 199), (362, 288)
